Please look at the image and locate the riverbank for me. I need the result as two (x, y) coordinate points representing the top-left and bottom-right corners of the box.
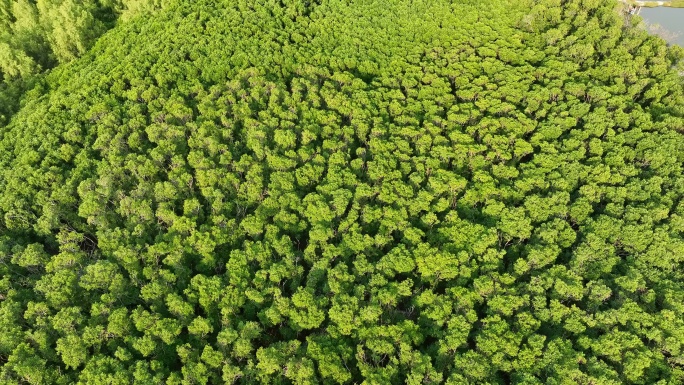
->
(625, 0), (684, 7)
(619, 0), (684, 46)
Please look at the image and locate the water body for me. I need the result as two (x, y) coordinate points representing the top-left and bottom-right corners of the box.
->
(639, 7), (684, 46)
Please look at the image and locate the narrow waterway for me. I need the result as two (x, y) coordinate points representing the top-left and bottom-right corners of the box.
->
(639, 7), (684, 46)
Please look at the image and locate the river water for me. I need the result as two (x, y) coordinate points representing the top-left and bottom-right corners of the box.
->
(639, 7), (684, 46)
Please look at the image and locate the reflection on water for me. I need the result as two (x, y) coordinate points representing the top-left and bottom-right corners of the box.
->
(639, 7), (684, 46)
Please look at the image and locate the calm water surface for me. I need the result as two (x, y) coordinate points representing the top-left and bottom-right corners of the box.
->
(639, 7), (684, 46)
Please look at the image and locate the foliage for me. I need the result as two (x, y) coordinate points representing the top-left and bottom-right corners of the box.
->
(0, 0), (167, 81)
(1, 0), (684, 383)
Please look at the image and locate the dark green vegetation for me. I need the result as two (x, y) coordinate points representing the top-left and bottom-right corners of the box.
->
(1, 0), (684, 383)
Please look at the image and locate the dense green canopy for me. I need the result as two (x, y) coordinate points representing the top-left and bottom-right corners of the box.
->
(0, 0), (166, 81)
(1, 0), (684, 383)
